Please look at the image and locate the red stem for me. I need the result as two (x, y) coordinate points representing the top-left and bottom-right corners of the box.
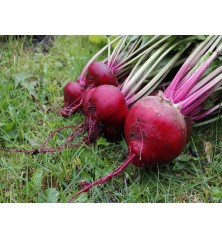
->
(0, 148), (37, 153)
(191, 103), (221, 121)
(67, 153), (136, 203)
(0, 124), (85, 154)
(40, 123), (84, 150)
(61, 98), (83, 117)
(172, 49), (221, 103)
(0, 139), (83, 154)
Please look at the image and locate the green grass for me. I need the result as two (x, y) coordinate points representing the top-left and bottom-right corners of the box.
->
(0, 36), (222, 203)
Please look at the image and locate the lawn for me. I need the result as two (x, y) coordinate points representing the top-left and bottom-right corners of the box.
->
(0, 36), (222, 203)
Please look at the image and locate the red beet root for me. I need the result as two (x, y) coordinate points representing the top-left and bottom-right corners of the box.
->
(86, 62), (118, 88)
(83, 85), (129, 143)
(61, 82), (84, 117)
(124, 96), (187, 167)
(83, 85), (128, 127)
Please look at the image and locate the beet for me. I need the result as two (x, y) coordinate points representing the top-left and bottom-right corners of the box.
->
(82, 85), (129, 143)
(83, 85), (128, 127)
(86, 62), (118, 88)
(61, 82), (84, 117)
(124, 96), (187, 167)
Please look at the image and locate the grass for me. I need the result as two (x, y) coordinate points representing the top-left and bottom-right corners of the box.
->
(0, 36), (222, 203)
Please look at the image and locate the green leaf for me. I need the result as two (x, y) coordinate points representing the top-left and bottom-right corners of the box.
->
(196, 35), (208, 41)
(0, 122), (15, 134)
(177, 154), (193, 162)
(8, 106), (17, 122)
(24, 135), (40, 147)
(30, 168), (43, 191)
(14, 72), (28, 88)
(0, 122), (5, 127)
(72, 193), (88, 203)
(109, 35), (120, 49)
(21, 80), (38, 98)
(211, 187), (222, 202)
(89, 35), (107, 44)
(97, 137), (109, 146)
(203, 57), (222, 76)
(13, 73), (38, 98)
(142, 35), (155, 42)
(44, 188), (60, 203)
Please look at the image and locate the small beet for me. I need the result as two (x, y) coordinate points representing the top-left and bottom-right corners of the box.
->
(86, 62), (118, 88)
(82, 85), (128, 144)
(83, 85), (128, 128)
(61, 81), (84, 117)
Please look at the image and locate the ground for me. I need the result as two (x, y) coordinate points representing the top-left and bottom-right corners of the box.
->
(0, 36), (222, 203)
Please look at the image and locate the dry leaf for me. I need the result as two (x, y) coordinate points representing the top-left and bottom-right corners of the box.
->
(204, 141), (213, 163)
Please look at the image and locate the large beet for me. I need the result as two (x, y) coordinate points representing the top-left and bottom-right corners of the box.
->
(124, 96), (187, 167)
